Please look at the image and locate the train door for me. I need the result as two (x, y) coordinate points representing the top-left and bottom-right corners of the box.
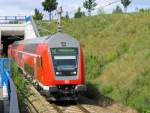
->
(36, 56), (42, 82)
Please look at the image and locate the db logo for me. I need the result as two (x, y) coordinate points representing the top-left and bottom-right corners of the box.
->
(65, 80), (70, 84)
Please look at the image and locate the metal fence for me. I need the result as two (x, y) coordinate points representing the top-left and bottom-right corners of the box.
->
(0, 16), (31, 24)
(0, 58), (19, 113)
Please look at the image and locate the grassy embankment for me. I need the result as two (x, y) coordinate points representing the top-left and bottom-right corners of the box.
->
(11, 61), (29, 113)
(36, 11), (150, 112)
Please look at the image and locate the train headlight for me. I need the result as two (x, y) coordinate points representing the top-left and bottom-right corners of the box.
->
(56, 72), (62, 75)
(71, 71), (76, 75)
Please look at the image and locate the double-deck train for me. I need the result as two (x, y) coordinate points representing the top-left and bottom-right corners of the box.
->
(8, 32), (86, 100)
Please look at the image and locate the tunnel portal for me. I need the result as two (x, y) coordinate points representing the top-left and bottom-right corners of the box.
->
(1, 35), (24, 55)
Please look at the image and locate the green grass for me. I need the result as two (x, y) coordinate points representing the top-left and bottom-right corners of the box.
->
(11, 61), (29, 113)
(36, 11), (150, 112)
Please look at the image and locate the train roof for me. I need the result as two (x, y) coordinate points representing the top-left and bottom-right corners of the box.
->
(13, 35), (49, 45)
(14, 32), (80, 48)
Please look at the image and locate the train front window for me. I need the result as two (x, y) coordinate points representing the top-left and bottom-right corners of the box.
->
(51, 48), (78, 77)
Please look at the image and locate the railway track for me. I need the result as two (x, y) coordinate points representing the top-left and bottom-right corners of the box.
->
(25, 83), (138, 113)
(25, 79), (138, 113)
(76, 103), (91, 113)
(26, 85), (94, 113)
(51, 103), (63, 113)
(51, 103), (91, 113)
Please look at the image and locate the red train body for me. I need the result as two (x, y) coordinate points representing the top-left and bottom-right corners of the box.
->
(8, 33), (86, 100)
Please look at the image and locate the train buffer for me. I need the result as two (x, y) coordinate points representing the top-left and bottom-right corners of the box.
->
(0, 58), (19, 113)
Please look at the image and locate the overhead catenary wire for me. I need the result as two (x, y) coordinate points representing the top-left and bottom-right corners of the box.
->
(42, 0), (123, 20)
(61, 0), (122, 17)
(45, 0), (133, 20)
(101, 0), (121, 8)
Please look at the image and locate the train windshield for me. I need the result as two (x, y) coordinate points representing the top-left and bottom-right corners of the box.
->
(51, 48), (78, 77)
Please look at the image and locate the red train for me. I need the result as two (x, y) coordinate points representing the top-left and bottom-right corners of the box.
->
(8, 32), (86, 100)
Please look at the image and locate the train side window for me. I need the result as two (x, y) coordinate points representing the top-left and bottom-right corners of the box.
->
(24, 44), (37, 54)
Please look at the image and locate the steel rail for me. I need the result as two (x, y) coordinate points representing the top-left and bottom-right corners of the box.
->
(51, 103), (64, 113)
(77, 103), (91, 113)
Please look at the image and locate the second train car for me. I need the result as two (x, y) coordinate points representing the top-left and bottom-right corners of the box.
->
(8, 32), (86, 100)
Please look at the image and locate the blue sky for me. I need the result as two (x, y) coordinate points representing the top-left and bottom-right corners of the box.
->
(0, 0), (150, 18)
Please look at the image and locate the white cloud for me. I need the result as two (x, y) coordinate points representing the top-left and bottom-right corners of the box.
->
(0, 0), (42, 16)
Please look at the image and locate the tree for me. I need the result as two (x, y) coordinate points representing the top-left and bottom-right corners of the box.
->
(121, 0), (131, 13)
(33, 8), (43, 20)
(113, 5), (123, 14)
(83, 0), (97, 16)
(42, 0), (58, 20)
(74, 7), (85, 18)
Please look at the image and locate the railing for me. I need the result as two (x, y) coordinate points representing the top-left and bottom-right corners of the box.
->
(0, 15), (40, 37)
(25, 16), (40, 37)
(0, 58), (19, 113)
(0, 16), (31, 24)
(31, 17), (40, 37)
(0, 58), (11, 96)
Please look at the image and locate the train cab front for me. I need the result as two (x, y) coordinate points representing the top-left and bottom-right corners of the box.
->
(46, 33), (86, 100)
(50, 48), (86, 99)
